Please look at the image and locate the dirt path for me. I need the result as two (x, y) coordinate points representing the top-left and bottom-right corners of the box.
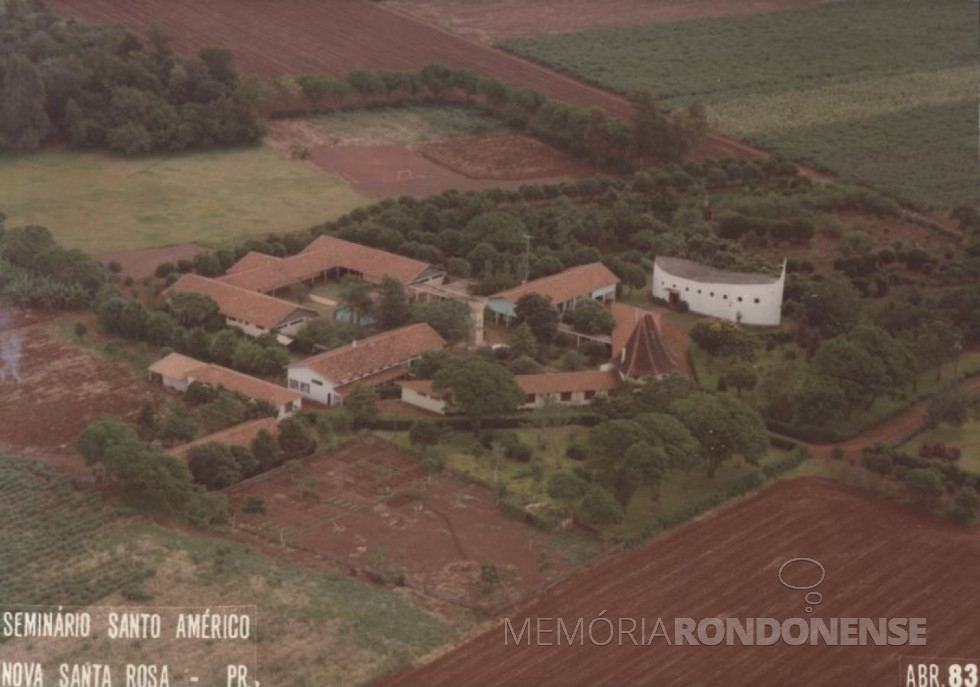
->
(809, 375), (980, 459)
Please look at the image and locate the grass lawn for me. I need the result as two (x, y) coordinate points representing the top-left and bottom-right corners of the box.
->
(902, 420), (980, 476)
(303, 105), (506, 145)
(501, 0), (978, 208)
(0, 146), (369, 254)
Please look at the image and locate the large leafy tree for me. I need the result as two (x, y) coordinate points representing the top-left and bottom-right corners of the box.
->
(432, 356), (524, 435)
(0, 55), (52, 152)
(804, 274), (862, 337)
(376, 276), (412, 330)
(515, 293), (559, 344)
(670, 393), (768, 478)
(412, 300), (472, 344)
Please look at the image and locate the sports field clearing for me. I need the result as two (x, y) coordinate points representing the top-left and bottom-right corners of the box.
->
(502, 0), (979, 207)
(303, 105), (506, 145)
(0, 147), (369, 254)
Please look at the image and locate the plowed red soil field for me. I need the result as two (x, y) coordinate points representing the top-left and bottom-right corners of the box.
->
(377, 478), (980, 687)
(229, 440), (598, 608)
(386, 0), (833, 43)
(49, 0), (760, 160)
(0, 313), (162, 474)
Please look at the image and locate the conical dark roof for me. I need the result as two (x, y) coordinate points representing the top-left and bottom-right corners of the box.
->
(615, 314), (678, 379)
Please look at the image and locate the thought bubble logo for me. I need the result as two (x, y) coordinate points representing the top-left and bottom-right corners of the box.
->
(778, 558), (825, 613)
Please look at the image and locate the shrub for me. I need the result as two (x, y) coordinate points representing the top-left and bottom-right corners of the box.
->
(242, 495), (266, 514)
(565, 444), (588, 461)
(74, 321), (87, 337)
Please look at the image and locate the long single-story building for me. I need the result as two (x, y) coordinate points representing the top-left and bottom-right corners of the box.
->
(148, 352), (302, 420)
(287, 323), (446, 406)
(163, 274), (318, 339)
(219, 235), (445, 295)
(399, 369), (621, 415)
(487, 262), (619, 324)
(652, 256), (786, 326)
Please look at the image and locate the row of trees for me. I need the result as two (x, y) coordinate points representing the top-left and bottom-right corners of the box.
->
(96, 291), (290, 378)
(1, 2), (263, 153)
(276, 64), (707, 170)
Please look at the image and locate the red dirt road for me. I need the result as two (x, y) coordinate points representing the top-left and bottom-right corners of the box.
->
(386, 0), (834, 43)
(377, 478), (980, 687)
(50, 0), (762, 161)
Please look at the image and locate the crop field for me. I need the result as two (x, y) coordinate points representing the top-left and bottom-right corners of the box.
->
(385, 0), (832, 43)
(501, 0), (979, 207)
(49, 0), (759, 161)
(228, 440), (595, 608)
(291, 105), (506, 146)
(0, 453), (465, 686)
(0, 147), (369, 255)
(379, 478), (980, 687)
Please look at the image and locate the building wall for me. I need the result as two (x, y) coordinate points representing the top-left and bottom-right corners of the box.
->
(157, 374), (190, 392)
(521, 389), (607, 409)
(225, 317), (267, 338)
(287, 367), (340, 405)
(400, 387), (447, 415)
(488, 283), (618, 322)
(652, 264), (785, 326)
(276, 399), (302, 421)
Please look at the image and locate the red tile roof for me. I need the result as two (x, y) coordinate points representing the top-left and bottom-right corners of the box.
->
(400, 369), (620, 397)
(491, 262), (619, 306)
(615, 313), (678, 379)
(164, 274), (315, 330)
(609, 302), (656, 357)
(219, 235), (436, 292)
(168, 417), (278, 462)
(150, 353), (301, 407)
(290, 323), (445, 386)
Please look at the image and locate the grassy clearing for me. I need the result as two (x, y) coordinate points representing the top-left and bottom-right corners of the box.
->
(902, 421), (980, 476)
(712, 66), (978, 138)
(0, 147), (369, 254)
(500, 0), (978, 207)
(305, 105), (506, 145)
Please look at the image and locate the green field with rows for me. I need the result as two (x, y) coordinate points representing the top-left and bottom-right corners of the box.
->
(501, 0), (979, 208)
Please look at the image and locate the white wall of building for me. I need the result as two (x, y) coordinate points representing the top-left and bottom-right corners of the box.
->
(287, 366), (340, 406)
(400, 387), (447, 414)
(652, 264), (785, 326)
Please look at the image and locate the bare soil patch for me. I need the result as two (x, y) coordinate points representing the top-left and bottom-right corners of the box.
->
(100, 243), (203, 283)
(0, 316), (161, 473)
(386, 0), (834, 43)
(229, 440), (594, 608)
(417, 134), (594, 180)
(379, 478), (980, 686)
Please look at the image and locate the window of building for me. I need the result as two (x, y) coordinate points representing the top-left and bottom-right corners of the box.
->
(737, 297), (743, 302)
(560, 392), (572, 402)
(289, 379), (299, 389)
(685, 287), (689, 292)
(312, 379), (323, 386)
(709, 292), (714, 297)
(697, 289), (702, 294)
(722, 294), (728, 300)
(584, 390), (596, 400)
(525, 394), (536, 404)
(754, 298), (760, 303)
(300, 382), (310, 394)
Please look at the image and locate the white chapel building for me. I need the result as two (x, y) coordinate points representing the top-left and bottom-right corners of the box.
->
(652, 256), (786, 326)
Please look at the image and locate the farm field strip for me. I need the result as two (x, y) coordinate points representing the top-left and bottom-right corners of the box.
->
(498, 0), (979, 207)
(378, 479), (980, 686)
(384, 0), (834, 43)
(50, 0), (760, 161)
